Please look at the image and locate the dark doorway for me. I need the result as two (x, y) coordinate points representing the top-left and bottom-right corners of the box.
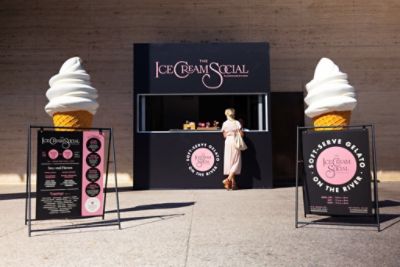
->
(271, 92), (304, 186)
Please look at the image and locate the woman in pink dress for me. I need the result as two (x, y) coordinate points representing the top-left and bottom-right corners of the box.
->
(221, 108), (243, 190)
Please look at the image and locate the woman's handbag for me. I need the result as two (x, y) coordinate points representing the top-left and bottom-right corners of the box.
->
(234, 131), (248, 151)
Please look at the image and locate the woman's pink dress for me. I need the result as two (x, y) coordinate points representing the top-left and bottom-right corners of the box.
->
(221, 119), (242, 175)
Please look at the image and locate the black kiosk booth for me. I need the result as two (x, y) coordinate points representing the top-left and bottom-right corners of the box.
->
(133, 43), (272, 189)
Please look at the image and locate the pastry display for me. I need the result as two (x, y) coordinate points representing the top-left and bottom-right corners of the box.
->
(182, 120), (220, 130)
(183, 121), (196, 130)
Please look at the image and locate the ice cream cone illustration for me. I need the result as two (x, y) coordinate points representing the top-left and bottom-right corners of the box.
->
(45, 57), (99, 131)
(304, 58), (357, 130)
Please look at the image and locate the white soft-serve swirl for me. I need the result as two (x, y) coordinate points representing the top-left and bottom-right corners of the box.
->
(304, 58), (356, 118)
(45, 57), (99, 116)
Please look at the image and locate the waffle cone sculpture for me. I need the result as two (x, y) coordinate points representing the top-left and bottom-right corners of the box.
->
(53, 110), (93, 131)
(313, 111), (351, 131)
(45, 57), (98, 130)
(305, 58), (356, 131)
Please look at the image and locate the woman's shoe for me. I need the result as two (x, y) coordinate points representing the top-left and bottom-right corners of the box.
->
(222, 179), (232, 190)
(231, 181), (238, 190)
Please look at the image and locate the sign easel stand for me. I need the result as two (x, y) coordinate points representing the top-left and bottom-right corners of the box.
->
(295, 124), (380, 231)
(25, 125), (122, 237)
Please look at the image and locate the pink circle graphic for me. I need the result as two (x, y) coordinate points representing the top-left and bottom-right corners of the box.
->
(190, 148), (215, 172)
(316, 146), (357, 185)
(48, 149), (59, 160)
(63, 149), (73, 160)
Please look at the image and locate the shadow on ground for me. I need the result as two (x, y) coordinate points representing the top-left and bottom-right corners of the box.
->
(30, 213), (185, 236)
(299, 213), (400, 232)
(379, 200), (400, 207)
(27, 201), (195, 236)
(106, 202), (196, 214)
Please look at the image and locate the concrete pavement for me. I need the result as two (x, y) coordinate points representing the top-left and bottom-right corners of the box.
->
(0, 182), (399, 267)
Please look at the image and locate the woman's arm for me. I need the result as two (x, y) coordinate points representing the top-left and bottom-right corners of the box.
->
(221, 122), (227, 138)
(236, 120), (244, 137)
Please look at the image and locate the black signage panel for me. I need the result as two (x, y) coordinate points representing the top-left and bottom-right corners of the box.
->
(36, 131), (83, 219)
(134, 43), (270, 94)
(302, 129), (372, 216)
(36, 131), (105, 220)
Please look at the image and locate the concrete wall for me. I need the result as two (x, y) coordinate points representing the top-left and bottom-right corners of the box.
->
(1, 0), (399, 184)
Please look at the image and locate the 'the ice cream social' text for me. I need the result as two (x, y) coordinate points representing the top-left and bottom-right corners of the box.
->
(155, 59), (249, 89)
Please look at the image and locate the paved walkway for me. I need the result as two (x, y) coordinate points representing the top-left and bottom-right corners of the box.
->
(0, 182), (399, 267)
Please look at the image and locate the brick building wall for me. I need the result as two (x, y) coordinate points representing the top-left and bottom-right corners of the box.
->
(1, 0), (399, 184)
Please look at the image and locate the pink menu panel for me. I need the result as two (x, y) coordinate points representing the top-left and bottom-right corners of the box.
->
(81, 131), (105, 217)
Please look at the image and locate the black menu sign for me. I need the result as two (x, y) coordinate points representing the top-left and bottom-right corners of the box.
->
(302, 129), (372, 216)
(36, 130), (105, 220)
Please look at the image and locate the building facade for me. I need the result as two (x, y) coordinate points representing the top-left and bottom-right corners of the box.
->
(1, 1), (399, 184)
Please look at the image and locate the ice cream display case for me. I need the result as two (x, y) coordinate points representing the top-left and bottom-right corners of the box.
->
(133, 43), (272, 189)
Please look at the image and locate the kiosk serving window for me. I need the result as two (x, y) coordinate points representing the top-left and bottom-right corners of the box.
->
(138, 94), (268, 132)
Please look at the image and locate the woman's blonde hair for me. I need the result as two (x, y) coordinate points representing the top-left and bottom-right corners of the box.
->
(225, 108), (235, 120)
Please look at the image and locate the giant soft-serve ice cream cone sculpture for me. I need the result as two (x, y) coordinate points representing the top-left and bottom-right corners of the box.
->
(45, 57), (99, 130)
(305, 58), (357, 130)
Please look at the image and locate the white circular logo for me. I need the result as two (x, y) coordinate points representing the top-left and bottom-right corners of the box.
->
(85, 197), (101, 213)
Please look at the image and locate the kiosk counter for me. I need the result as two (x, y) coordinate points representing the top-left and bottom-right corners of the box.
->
(133, 43), (272, 189)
